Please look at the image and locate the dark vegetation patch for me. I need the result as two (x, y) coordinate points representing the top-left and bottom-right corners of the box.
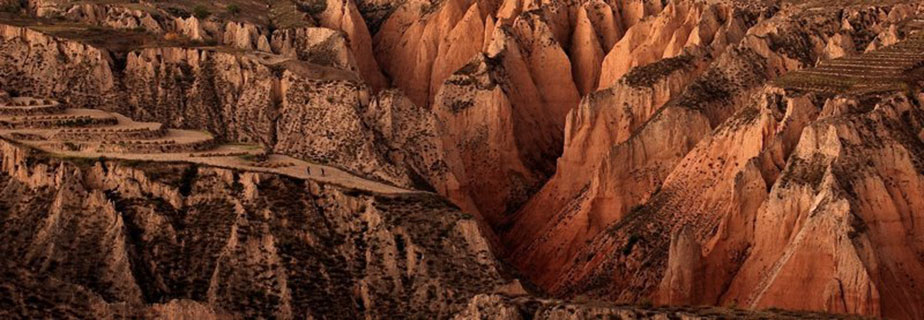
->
(225, 4), (241, 15)
(192, 5), (210, 19)
(777, 154), (829, 190)
(295, 0), (327, 16)
(767, 23), (816, 66)
(681, 71), (733, 111)
(355, 1), (399, 35)
(624, 55), (695, 88)
(622, 234), (642, 255)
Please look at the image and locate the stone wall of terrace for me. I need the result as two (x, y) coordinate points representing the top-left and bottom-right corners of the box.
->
(0, 99), (65, 116)
(98, 138), (217, 154)
(53, 125), (168, 141)
(0, 115), (118, 129)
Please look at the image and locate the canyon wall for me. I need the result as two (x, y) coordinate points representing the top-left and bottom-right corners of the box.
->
(504, 4), (924, 320)
(2, 0), (924, 319)
(0, 21), (415, 187)
(0, 138), (507, 319)
(552, 50), (924, 320)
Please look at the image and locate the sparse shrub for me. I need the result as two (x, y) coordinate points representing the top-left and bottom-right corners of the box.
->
(192, 5), (211, 19)
(226, 4), (240, 15)
(622, 233), (642, 255)
(63, 142), (80, 151)
(628, 204), (644, 214)
(165, 7), (190, 18)
(296, 0), (327, 15)
(0, 4), (19, 14)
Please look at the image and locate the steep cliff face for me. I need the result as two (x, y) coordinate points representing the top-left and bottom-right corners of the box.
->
(274, 72), (411, 185)
(0, 135), (844, 320)
(548, 85), (921, 318)
(0, 23), (119, 108)
(722, 92), (924, 319)
(121, 47), (281, 145)
(20, 0), (391, 91)
(431, 53), (543, 226)
(547, 27), (924, 319)
(597, 1), (748, 88)
(313, 0), (389, 90)
(554, 86), (820, 303)
(0, 139), (507, 319)
(123, 46), (411, 186)
(430, 19), (587, 224)
(362, 89), (462, 206)
(504, 3), (917, 292)
(271, 27), (362, 74)
(4, 0), (924, 319)
(0, 0), (758, 238)
(370, 0), (665, 223)
(503, 1), (772, 287)
(0, 20), (416, 186)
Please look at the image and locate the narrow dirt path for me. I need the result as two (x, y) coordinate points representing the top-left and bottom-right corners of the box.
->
(0, 98), (419, 195)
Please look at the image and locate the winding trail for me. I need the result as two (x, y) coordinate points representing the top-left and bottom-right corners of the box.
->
(0, 96), (418, 195)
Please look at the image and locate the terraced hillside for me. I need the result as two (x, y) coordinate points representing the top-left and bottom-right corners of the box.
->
(775, 29), (924, 94)
(1, 97), (219, 153)
(2, 0), (924, 319)
(0, 93), (413, 194)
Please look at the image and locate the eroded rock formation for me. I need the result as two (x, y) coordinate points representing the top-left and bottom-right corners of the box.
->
(547, 15), (924, 319)
(2, 0), (924, 319)
(0, 138), (506, 319)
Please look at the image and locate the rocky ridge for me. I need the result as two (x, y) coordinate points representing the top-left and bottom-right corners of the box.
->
(0, 16), (421, 187)
(0, 134), (509, 319)
(0, 113), (853, 319)
(1, 0), (924, 319)
(544, 6), (924, 319)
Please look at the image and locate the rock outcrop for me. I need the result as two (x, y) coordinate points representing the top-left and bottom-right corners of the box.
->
(3, 0), (924, 319)
(543, 8), (924, 317)
(313, 0), (389, 90)
(505, 6), (924, 320)
(504, 1), (768, 288)
(0, 20), (414, 186)
(0, 23), (119, 108)
(370, 0), (667, 223)
(0, 138), (505, 319)
(722, 92), (924, 319)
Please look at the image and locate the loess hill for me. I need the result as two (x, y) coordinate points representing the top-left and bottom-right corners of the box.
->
(0, 0), (923, 319)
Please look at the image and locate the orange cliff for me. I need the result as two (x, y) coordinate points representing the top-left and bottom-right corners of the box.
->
(371, 0), (665, 226)
(504, 0), (755, 287)
(538, 4), (924, 319)
(3, 0), (924, 318)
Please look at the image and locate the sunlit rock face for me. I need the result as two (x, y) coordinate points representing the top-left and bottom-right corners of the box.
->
(2, 0), (924, 319)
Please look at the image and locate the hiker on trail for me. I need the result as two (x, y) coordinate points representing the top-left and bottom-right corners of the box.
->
(307, 167), (311, 175)
(321, 168), (325, 176)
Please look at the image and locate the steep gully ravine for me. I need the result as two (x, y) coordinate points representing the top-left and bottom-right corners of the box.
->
(1, 0), (924, 318)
